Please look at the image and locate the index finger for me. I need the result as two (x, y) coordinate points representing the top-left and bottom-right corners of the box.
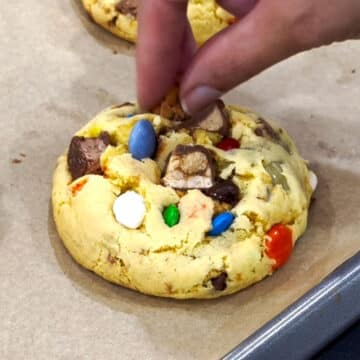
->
(136, 0), (193, 110)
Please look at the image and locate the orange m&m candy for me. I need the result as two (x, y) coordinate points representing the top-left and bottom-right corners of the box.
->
(265, 224), (293, 270)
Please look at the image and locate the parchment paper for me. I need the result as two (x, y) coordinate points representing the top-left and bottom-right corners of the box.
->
(1, 1), (359, 359)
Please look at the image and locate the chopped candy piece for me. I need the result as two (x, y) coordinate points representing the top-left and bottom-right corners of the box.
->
(182, 100), (230, 136)
(113, 191), (146, 229)
(193, 100), (230, 135)
(67, 132), (111, 180)
(152, 87), (188, 122)
(128, 120), (157, 160)
(208, 212), (235, 236)
(162, 145), (216, 189)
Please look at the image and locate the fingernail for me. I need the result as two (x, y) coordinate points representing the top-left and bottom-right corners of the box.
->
(181, 86), (222, 114)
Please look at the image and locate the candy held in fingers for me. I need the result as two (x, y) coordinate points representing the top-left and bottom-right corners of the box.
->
(180, 100), (230, 135)
(265, 224), (293, 270)
(162, 145), (216, 189)
(152, 87), (189, 122)
(128, 120), (157, 160)
(208, 212), (235, 236)
(113, 191), (146, 229)
(194, 100), (230, 135)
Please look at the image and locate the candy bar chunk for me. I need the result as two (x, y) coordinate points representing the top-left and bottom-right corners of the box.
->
(162, 145), (216, 189)
(115, 0), (138, 17)
(67, 132), (111, 180)
(192, 100), (230, 136)
(152, 87), (189, 122)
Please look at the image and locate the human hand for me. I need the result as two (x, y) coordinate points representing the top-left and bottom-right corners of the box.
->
(136, 0), (360, 113)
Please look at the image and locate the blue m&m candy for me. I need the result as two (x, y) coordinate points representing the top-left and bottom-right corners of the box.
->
(208, 212), (235, 236)
(128, 119), (157, 160)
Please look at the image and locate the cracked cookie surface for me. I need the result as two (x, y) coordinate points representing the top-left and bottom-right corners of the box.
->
(81, 0), (235, 45)
(52, 102), (313, 299)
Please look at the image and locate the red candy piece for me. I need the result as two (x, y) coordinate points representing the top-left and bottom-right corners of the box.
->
(216, 137), (240, 151)
(71, 178), (88, 196)
(265, 224), (293, 270)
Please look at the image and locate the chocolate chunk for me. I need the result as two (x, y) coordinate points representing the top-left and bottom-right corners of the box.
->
(115, 0), (138, 17)
(255, 118), (280, 141)
(162, 145), (216, 189)
(211, 272), (228, 291)
(67, 132), (111, 180)
(182, 100), (230, 136)
(203, 180), (240, 206)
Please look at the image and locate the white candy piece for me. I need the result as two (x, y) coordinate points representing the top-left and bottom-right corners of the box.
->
(309, 170), (318, 192)
(113, 191), (146, 229)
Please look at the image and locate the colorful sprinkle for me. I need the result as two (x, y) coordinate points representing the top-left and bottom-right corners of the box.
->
(216, 137), (240, 151)
(113, 191), (146, 229)
(163, 204), (180, 227)
(71, 178), (88, 196)
(128, 120), (157, 160)
(208, 212), (235, 236)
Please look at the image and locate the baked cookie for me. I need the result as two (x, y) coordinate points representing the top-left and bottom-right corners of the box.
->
(81, 0), (235, 45)
(52, 93), (315, 299)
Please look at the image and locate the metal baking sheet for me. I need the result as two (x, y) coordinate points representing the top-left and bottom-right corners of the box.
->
(223, 251), (360, 359)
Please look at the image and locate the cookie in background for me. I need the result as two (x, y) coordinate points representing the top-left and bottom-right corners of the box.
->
(82, 0), (236, 45)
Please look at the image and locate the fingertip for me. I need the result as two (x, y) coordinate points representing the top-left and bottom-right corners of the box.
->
(179, 3), (298, 109)
(180, 86), (222, 114)
(136, 0), (190, 111)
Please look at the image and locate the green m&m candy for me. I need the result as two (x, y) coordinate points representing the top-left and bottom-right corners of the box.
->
(163, 204), (180, 227)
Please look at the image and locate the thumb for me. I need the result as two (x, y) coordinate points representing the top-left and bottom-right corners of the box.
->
(180, 2), (303, 113)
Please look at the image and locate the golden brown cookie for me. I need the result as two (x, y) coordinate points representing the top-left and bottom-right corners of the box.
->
(52, 99), (314, 299)
(82, 0), (235, 45)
